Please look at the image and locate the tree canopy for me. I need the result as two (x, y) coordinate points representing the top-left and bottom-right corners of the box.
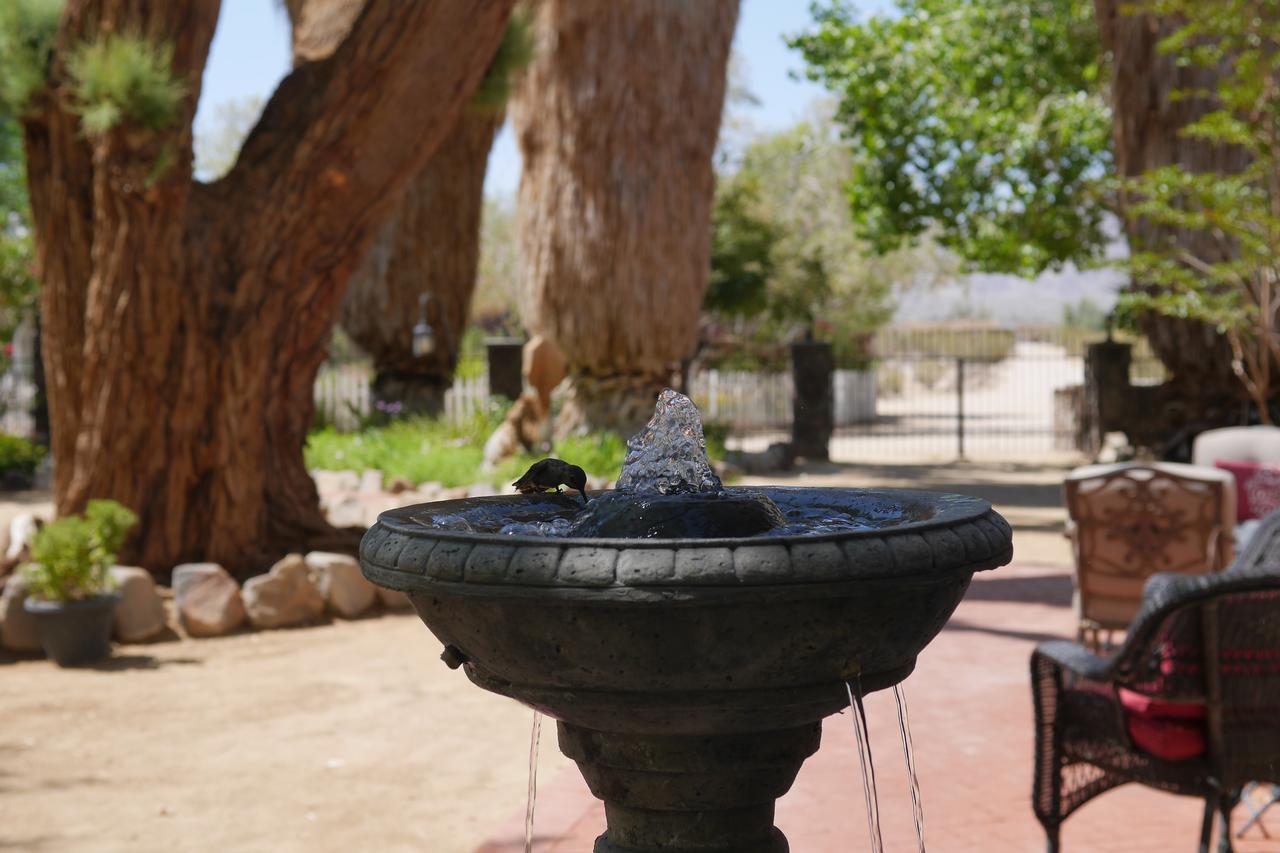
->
(790, 0), (1112, 277)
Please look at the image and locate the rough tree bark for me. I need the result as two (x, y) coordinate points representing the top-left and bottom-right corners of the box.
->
(513, 0), (740, 435)
(22, 0), (515, 575)
(1094, 0), (1248, 387)
(290, 0), (503, 416)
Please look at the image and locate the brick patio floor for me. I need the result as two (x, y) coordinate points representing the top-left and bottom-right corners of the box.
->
(476, 563), (1279, 852)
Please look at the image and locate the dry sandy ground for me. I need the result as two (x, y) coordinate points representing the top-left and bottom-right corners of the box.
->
(1, 615), (571, 853)
(0, 461), (1072, 852)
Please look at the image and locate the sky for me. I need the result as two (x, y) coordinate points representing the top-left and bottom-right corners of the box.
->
(196, 0), (894, 197)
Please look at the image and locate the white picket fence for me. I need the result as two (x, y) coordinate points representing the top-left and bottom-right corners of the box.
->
(314, 365), (490, 429)
(315, 364), (877, 432)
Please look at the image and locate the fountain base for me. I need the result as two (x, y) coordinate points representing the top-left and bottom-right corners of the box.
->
(559, 722), (821, 853)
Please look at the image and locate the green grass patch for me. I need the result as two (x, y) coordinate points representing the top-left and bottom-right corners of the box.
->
(305, 408), (636, 489)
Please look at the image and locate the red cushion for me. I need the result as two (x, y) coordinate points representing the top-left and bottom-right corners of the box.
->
(1117, 687), (1206, 720)
(1216, 459), (1280, 521)
(1119, 687), (1208, 761)
(1125, 714), (1208, 762)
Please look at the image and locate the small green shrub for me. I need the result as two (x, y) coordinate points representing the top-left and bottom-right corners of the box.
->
(21, 499), (138, 602)
(0, 0), (62, 115)
(67, 35), (185, 136)
(0, 432), (44, 477)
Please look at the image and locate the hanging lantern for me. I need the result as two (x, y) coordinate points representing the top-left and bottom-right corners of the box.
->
(412, 293), (435, 358)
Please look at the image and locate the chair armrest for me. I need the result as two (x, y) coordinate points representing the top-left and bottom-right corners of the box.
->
(1032, 639), (1114, 682)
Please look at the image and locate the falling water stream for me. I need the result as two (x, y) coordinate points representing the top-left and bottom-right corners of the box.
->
(525, 711), (543, 853)
(845, 679), (884, 853)
(894, 684), (926, 852)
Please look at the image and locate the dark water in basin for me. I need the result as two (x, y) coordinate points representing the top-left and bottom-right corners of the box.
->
(411, 486), (938, 539)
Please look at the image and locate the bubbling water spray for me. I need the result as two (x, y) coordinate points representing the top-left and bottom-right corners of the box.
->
(525, 711), (543, 853)
(845, 678), (884, 853)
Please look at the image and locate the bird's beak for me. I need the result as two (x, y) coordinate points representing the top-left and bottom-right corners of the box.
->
(580, 489), (589, 507)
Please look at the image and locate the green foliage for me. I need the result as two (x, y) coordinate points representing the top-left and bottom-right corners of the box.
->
(305, 402), (649, 490)
(0, 432), (44, 476)
(706, 176), (777, 318)
(0, 0), (62, 116)
(21, 500), (138, 602)
(790, 0), (1111, 276)
(1116, 0), (1280, 417)
(67, 35), (185, 136)
(1062, 297), (1108, 332)
(0, 121), (37, 348)
(707, 113), (941, 370)
(471, 10), (535, 111)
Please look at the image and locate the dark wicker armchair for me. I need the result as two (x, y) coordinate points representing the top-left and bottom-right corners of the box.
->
(1031, 510), (1280, 852)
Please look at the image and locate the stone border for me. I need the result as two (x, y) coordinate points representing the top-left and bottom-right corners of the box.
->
(359, 495), (1013, 591)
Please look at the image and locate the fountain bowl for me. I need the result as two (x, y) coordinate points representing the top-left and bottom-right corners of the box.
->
(360, 486), (1011, 853)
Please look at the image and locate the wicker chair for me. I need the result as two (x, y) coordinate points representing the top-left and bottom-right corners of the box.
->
(1031, 510), (1280, 852)
(1064, 462), (1236, 650)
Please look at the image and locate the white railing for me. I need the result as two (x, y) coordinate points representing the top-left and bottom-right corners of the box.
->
(314, 365), (491, 429)
(315, 365), (878, 432)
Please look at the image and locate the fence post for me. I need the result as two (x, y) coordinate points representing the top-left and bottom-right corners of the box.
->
(486, 337), (524, 402)
(791, 340), (834, 461)
(956, 357), (966, 461)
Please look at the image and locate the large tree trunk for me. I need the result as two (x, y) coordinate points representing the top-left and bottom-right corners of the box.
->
(291, 0), (502, 416)
(1094, 0), (1249, 387)
(338, 112), (501, 415)
(513, 0), (740, 435)
(24, 0), (515, 576)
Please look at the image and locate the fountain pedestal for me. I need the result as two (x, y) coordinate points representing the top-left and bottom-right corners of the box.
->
(359, 488), (1013, 851)
(561, 722), (819, 853)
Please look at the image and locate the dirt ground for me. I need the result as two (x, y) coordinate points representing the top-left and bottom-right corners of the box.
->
(0, 460), (1074, 852)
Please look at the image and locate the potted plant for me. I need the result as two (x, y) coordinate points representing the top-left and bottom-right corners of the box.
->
(20, 499), (138, 666)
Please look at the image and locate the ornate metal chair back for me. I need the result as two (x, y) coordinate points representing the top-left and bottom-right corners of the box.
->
(1064, 462), (1236, 642)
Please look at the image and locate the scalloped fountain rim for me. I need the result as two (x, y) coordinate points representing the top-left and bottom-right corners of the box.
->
(362, 488), (1012, 592)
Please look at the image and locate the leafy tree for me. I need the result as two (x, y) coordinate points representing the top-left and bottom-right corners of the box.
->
(706, 176), (777, 319)
(706, 112), (947, 368)
(1117, 0), (1280, 421)
(790, 0), (1111, 277)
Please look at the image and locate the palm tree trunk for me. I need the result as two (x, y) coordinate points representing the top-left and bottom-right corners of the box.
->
(513, 0), (740, 435)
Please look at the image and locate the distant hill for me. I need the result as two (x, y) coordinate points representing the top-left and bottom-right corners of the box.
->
(893, 263), (1126, 325)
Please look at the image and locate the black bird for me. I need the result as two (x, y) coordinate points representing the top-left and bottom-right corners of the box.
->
(513, 459), (589, 506)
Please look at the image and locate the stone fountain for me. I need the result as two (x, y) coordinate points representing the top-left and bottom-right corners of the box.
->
(359, 391), (1012, 852)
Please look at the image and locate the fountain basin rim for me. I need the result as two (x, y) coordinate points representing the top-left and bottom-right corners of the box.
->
(361, 552), (1006, 599)
(372, 486), (996, 549)
(359, 487), (1013, 591)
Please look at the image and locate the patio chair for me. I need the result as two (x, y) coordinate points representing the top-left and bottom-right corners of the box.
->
(1031, 509), (1280, 852)
(1063, 462), (1236, 650)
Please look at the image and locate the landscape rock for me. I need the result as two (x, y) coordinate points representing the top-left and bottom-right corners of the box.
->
(110, 566), (167, 642)
(0, 574), (41, 652)
(242, 554), (325, 629)
(305, 551), (376, 618)
(324, 496), (367, 529)
(377, 587), (413, 611)
(724, 442), (795, 475)
(311, 469), (359, 496)
(172, 563), (246, 638)
(466, 482), (501, 499)
(358, 469), (383, 494)
(387, 476), (416, 494)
